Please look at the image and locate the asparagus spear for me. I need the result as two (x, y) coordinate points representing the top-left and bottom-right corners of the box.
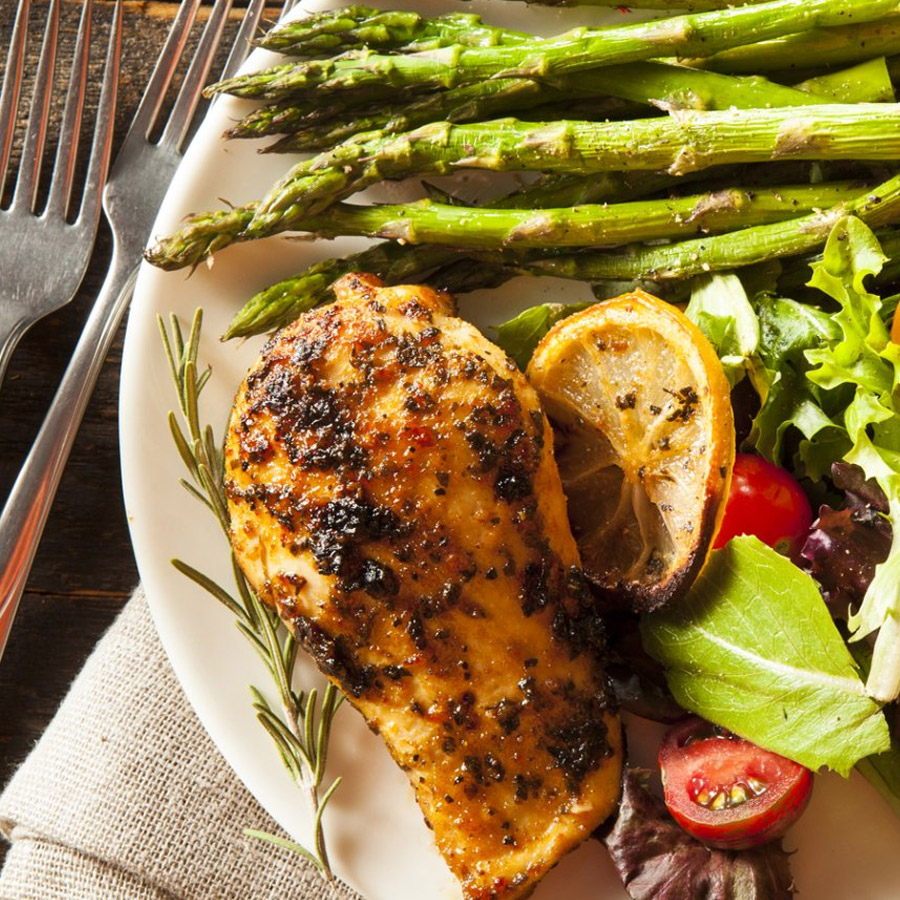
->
(693, 15), (900, 74)
(253, 3), (900, 74)
(425, 176), (900, 300)
(219, 174), (897, 340)
(262, 77), (561, 152)
(212, 179), (865, 338)
(572, 62), (834, 111)
(147, 166), (697, 273)
(225, 216), (900, 344)
(302, 183), (866, 248)
(256, 8), (532, 57)
(253, 2), (801, 60)
(256, 5), (900, 78)
(248, 105), (900, 236)
(261, 62), (831, 154)
(206, 0), (898, 101)
(523, 170), (900, 281)
(793, 57), (896, 103)
(222, 242), (464, 340)
(148, 104), (900, 268)
(230, 41), (890, 148)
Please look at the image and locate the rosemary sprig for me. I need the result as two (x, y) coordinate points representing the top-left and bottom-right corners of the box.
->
(159, 308), (343, 879)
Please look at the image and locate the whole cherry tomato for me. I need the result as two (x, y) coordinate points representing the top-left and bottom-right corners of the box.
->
(659, 716), (813, 850)
(714, 453), (813, 556)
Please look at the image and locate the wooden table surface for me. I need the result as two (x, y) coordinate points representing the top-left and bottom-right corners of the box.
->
(0, 0), (276, 865)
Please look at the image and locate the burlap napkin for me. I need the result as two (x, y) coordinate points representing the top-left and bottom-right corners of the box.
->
(0, 589), (362, 900)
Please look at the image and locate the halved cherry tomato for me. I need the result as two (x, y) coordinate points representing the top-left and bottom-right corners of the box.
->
(659, 716), (813, 849)
(713, 453), (813, 556)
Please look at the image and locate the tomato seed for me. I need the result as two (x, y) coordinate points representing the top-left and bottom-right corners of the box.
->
(746, 777), (767, 796)
(689, 774), (770, 809)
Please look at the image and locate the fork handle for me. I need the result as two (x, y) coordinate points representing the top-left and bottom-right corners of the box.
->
(0, 251), (137, 662)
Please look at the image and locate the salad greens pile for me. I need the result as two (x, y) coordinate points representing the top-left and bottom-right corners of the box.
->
(494, 214), (900, 817)
(686, 217), (900, 702)
(804, 221), (900, 703)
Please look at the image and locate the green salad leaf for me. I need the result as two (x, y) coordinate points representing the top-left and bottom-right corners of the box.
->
(641, 536), (890, 775)
(752, 295), (849, 479)
(684, 270), (848, 476)
(685, 272), (763, 389)
(492, 301), (589, 369)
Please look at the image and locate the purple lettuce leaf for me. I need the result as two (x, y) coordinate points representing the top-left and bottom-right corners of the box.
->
(600, 769), (795, 900)
(831, 460), (889, 513)
(800, 462), (891, 617)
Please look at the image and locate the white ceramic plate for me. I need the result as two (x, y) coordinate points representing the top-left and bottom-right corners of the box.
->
(120, 3), (900, 898)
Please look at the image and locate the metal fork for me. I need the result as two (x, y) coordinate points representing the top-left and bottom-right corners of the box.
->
(0, 0), (120, 391)
(0, 0), (267, 662)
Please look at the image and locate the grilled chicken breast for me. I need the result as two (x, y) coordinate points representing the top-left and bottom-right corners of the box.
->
(225, 273), (622, 900)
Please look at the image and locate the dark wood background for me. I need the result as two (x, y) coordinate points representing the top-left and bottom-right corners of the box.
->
(0, 0), (277, 866)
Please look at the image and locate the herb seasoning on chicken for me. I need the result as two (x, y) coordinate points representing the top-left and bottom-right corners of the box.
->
(225, 273), (622, 899)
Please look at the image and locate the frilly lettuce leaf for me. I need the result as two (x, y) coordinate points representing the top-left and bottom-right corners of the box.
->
(805, 219), (892, 398)
(751, 296), (848, 479)
(684, 271), (848, 478)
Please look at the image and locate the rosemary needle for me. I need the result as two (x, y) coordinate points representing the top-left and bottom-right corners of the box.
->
(159, 308), (343, 879)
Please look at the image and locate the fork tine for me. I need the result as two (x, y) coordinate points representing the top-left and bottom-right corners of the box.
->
(218, 0), (267, 85)
(67, 0), (123, 227)
(43, 0), (93, 220)
(159, 0), (234, 152)
(127, 0), (202, 144)
(10, 0), (61, 214)
(0, 0), (30, 197)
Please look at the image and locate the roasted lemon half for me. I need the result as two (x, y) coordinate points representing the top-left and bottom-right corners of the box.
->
(527, 289), (734, 612)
